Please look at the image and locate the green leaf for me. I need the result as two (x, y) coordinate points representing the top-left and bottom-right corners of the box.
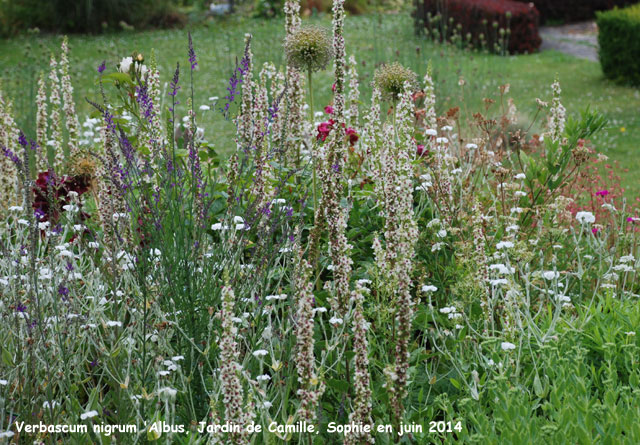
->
(533, 373), (545, 398)
(100, 72), (134, 86)
(1, 348), (12, 367)
(450, 378), (461, 390)
(327, 379), (350, 393)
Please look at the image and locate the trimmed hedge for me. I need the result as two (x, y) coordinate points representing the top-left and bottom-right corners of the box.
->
(417, 0), (541, 54)
(513, 0), (638, 23)
(0, 0), (182, 35)
(597, 4), (640, 85)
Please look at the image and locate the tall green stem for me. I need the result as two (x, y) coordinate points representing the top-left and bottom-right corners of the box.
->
(308, 69), (317, 214)
(392, 99), (398, 141)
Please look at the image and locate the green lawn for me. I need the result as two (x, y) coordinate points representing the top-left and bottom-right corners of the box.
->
(1, 13), (638, 196)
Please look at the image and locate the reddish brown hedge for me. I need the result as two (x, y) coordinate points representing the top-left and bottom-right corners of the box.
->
(513, 0), (638, 23)
(417, 0), (542, 54)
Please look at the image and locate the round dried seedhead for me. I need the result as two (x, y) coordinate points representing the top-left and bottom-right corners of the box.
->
(284, 25), (334, 73)
(373, 62), (418, 101)
(68, 151), (97, 188)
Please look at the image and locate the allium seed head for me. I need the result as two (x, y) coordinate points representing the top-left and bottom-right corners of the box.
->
(373, 62), (418, 101)
(284, 25), (334, 73)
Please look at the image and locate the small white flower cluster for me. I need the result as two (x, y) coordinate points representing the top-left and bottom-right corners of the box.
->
(576, 211), (595, 225)
(439, 306), (462, 320)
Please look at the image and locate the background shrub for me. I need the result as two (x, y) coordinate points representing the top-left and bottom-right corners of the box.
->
(0, 0), (182, 35)
(416, 0), (542, 54)
(253, 0), (378, 17)
(513, 0), (638, 24)
(597, 3), (640, 85)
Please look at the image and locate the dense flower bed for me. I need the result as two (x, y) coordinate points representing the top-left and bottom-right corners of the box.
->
(0, 0), (639, 443)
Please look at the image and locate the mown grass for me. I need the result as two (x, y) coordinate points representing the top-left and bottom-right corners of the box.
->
(1, 12), (638, 196)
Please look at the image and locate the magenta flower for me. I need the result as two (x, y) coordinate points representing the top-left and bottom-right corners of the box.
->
(591, 227), (599, 235)
(317, 119), (335, 142)
(417, 144), (427, 157)
(324, 105), (334, 115)
(595, 190), (609, 197)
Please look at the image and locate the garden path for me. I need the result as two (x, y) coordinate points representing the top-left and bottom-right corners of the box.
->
(540, 21), (599, 62)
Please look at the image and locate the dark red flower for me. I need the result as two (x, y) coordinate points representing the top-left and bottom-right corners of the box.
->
(32, 170), (91, 224)
(324, 105), (334, 115)
(417, 144), (427, 157)
(345, 127), (358, 145)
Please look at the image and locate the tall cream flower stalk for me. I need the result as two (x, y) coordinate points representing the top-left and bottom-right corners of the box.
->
(0, 88), (19, 210)
(283, 0), (304, 166)
(549, 78), (566, 144)
(48, 55), (64, 172)
(332, 0), (346, 119)
(345, 281), (375, 445)
(423, 62), (437, 132)
(35, 73), (48, 170)
(95, 163), (116, 258)
(145, 50), (163, 164)
(294, 257), (325, 423)
(374, 83), (419, 427)
(236, 33), (254, 152)
(252, 63), (278, 220)
(250, 70), (268, 203)
(347, 55), (360, 127)
(96, 113), (123, 258)
(471, 200), (491, 331)
(60, 37), (80, 160)
(323, 0), (353, 315)
(361, 88), (382, 163)
(269, 68), (287, 149)
(220, 284), (254, 445)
